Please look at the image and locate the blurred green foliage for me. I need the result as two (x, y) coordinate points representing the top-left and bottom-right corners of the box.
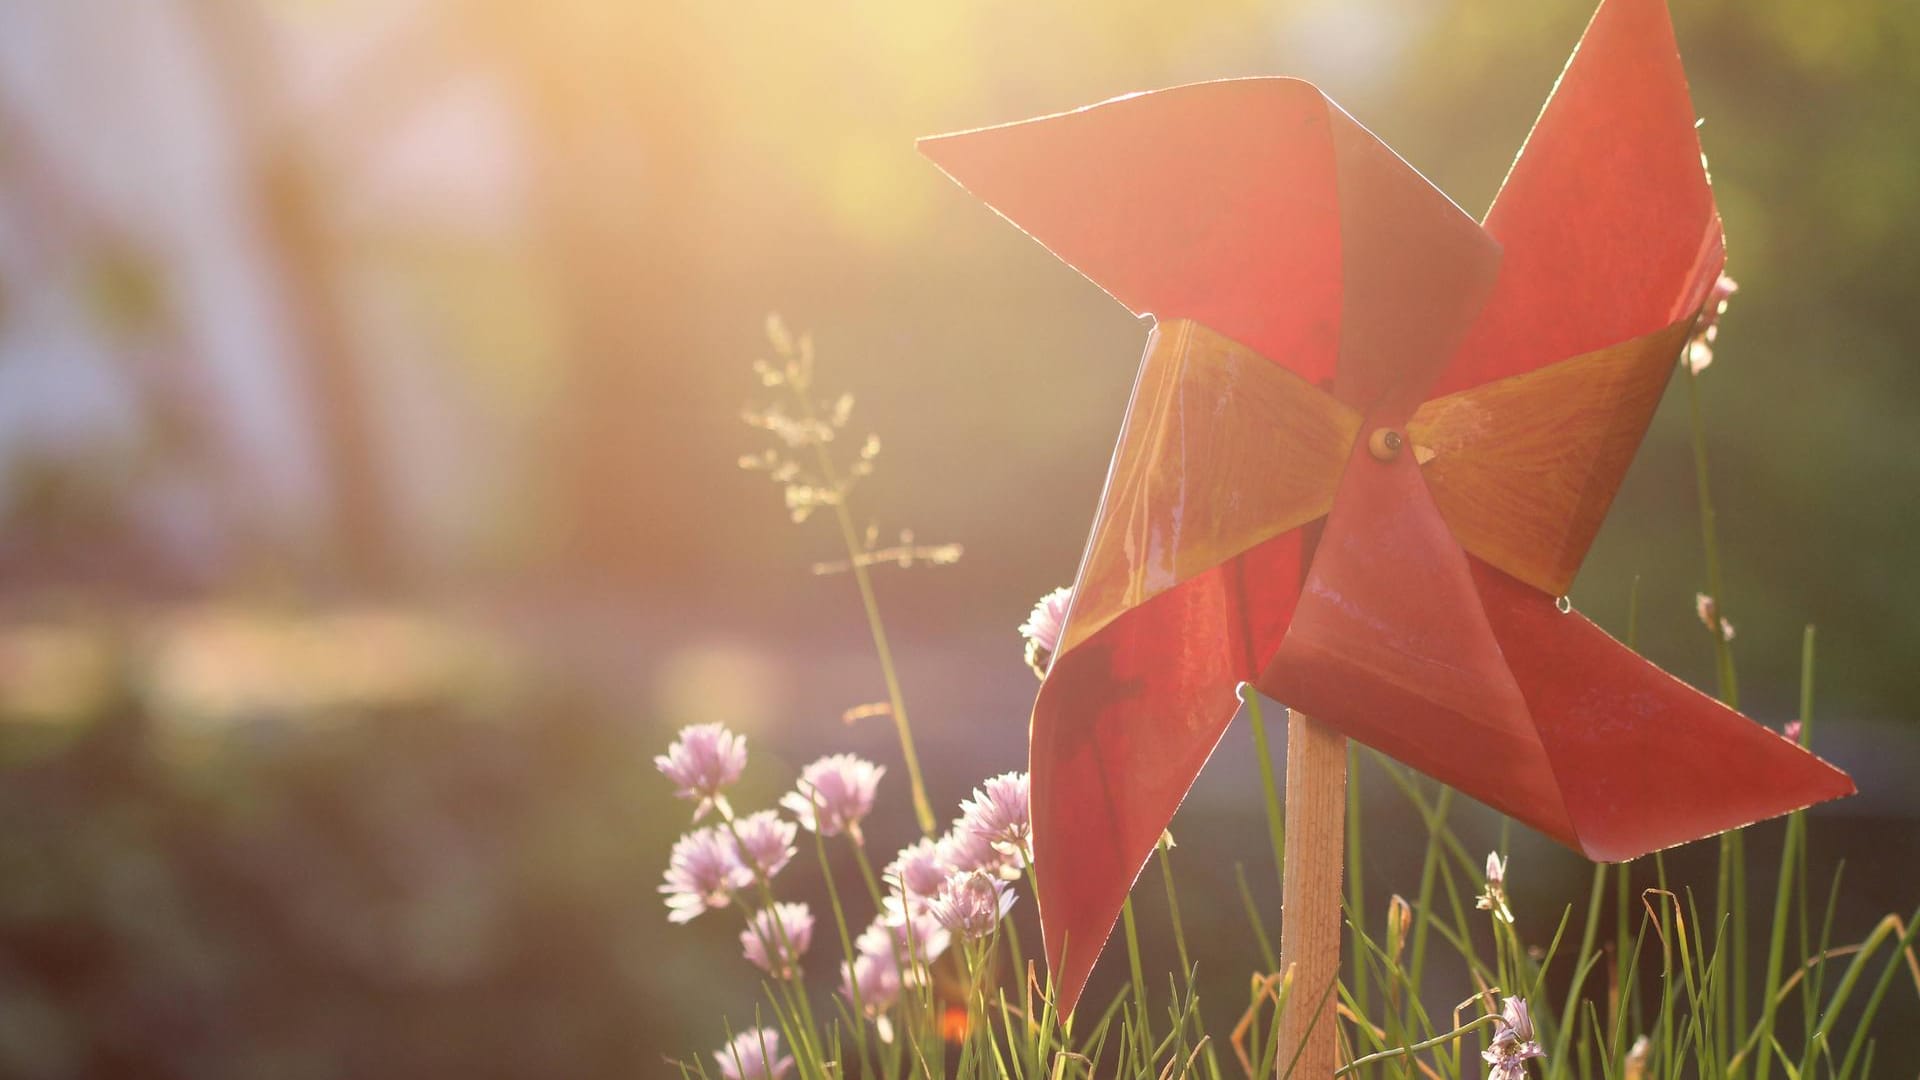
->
(0, 676), (708, 1079)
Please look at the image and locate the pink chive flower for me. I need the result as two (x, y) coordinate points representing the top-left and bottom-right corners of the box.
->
(1784, 720), (1804, 743)
(780, 754), (885, 844)
(1482, 995), (1545, 1079)
(740, 901), (814, 979)
(960, 771), (1031, 866)
(842, 903), (948, 1042)
(937, 816), (1014, 881)
(1695, 593), (1736, 643)
(863, 897), (951, 972)
(731, 810), (797, 882)
(655, 722), (747, 821)
(1019, 586), (1073, 677)
(660, 827), (750, 924)
(842, 949), (903, 1031)
(928, 869), (1017, 940)
(1686, 273), (1739, 375)
(1475, 852), (1514, 925)
(884, 838), (948, 911)
(715, 1028), (794, 1080)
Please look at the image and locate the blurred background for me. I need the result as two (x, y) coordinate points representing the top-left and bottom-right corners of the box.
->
(0, 0), (1914, 1076)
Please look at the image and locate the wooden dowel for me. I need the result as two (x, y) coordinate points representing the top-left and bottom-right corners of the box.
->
(1276, 709), (1347, 1078)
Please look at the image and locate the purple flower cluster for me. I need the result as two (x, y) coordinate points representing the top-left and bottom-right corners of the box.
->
(1481, 996), (1545, 1080)
(927, 869), (1017, 941)
(840, 949), (903, 1033)
(1019, 586), (1073, 677)
(840, 900), (950, 1040)
(657, 719), (1033, 1053)
(959, 771), (1031, 866)
(655, 722), (746, 821)
(781, 753), (885, 844)
(731, 810), (797, 882)
(714, 1028), (793, 1080)
(660, 827), (752, 924)
(932, 773), (1032, 884)
(740, 902), (814, 979)
(658, 813), (795, 923)
(883, 838), (947, 905)
(874, 771), (1032, 951)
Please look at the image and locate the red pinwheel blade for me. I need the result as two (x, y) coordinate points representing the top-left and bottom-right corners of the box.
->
(1436, 0), (1724, 397)
(1261, 437), (1578, 847)
(1032, 532), (1305, 1016)
(920, 79), (1343, 386)
(1028, 318), (1356, 1017)
(1472, 563), (1855, 861)
(1322, 106), (1500, 416)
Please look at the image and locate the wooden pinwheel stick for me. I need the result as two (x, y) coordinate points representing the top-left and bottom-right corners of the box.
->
(1277, 709), (1347, 1078)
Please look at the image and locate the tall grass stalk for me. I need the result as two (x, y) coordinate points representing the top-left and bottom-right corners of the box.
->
(794, 384), (936, 836)
(1243, 687), (1288, 892)
(1748, 626), (1815, 1080)
(1684, 358), (1749, 1048)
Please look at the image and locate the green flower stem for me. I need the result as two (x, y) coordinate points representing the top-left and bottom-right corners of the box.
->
(718, 807), (824, 1069)
(1020, 850), (1042, 922)
(1120, 895), (1151, 1063)
(1406, 783), (1451, 995)
(1832, 905), (1920, 1078)
(850, 838), (886, 910)
(1752, 626), (1817, 1080)
(812, 825), (871, 1073)
(1554, 861), (1609, 1063)
(1156, 842), (1193, 990)
(1332, 1012), (1498, 1077)
(794, 386), (936, 837)
(960, 937), (1000, 1074)
(1019, 856), (1055, 1035)
(1685, 361), (1748, 1042)
(1683, 367), (1740, 711)
(1617, 577), (1640, 1041)
(1004, 902), (1027, 998)
(1800, 907), (1920, 1077)
(1654, 854), (1676, 1071)
(1243, 686), (1288, 891)
(1798, 625), (1818, 748)
(1235, 862), (1279, 972)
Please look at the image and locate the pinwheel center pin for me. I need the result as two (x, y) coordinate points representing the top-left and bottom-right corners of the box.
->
(1366, 427), (1403, 462)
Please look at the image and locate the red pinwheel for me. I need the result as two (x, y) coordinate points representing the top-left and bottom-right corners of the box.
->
(923, 0), (1853, 1021)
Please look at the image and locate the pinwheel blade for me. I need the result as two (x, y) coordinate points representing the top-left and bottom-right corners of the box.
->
(1261, 436), (1579, 848)
(1061, 320), (1358, 657)
(1472, 563), (1855, 862)
(921, 78), (1345, 386)
(1032, 532), (1305, 1016)
(1029, 319), (1358, 1016)
(1437, 0), (1724, 397)
(1322, 105), (1499, 416)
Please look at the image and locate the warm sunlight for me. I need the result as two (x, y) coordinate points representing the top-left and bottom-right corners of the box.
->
(0, 2), (1913, 1077)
